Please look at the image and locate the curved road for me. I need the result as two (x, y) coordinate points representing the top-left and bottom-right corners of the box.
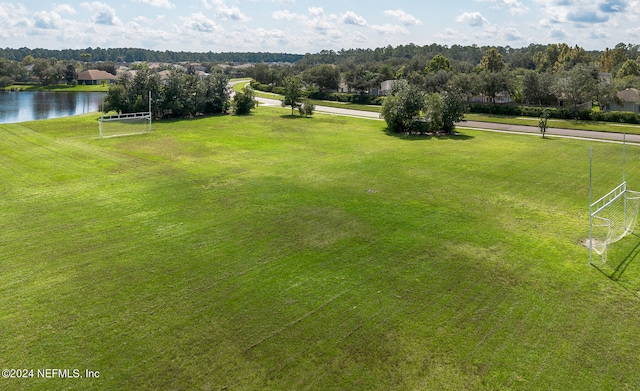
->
(246, 88), (640, 144)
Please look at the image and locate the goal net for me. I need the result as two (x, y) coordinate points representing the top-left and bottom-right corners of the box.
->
(590, 182), (640, 262)
(99, 112), (151, 139)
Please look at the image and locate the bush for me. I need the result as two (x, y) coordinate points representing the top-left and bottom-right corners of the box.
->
(233, 86), (257, 115)
(298, 99), (315, 117)
(591, 111), (640, 124)
(0, 76), (14, 89)
(271, 87), (285, 95)
(257, 84), (272, 92)
(328, 93), (353, 102)
(468, 103), (640, 124)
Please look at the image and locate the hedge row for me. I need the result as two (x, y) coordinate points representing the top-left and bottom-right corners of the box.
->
(249, 81), (385, 105)
(469, 103), (640, 124)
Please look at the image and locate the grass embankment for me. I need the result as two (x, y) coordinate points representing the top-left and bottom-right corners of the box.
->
(5, 84), (109, 92)
(2, 108), (640, 390)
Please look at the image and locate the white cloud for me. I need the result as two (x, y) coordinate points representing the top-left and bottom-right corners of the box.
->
(476, 0), (530, 15)
(34, 11), (64, 29)
(216, 5), (251, 22)
(341, 11), (367, 26)
(53, 4), (77, 15)
(201, 0), (224, 9)
(133, 0), (176, 9)
(181, 12), (224, 33)
(306, 7), (340, 32)
(456, 12), (489, 27)
(383, 9), (422, 26)
(532, 0), (638, 27)
(308, 7), (324, 18)
(81, 2), (121, 26)
(371, 24), (410, 35)
(504, 27), (523, 41)
(272, 10), (302, 21)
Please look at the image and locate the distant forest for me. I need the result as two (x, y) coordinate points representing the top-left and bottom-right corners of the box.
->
(0, 47), (303, 64)
(1, 43), (638, 66)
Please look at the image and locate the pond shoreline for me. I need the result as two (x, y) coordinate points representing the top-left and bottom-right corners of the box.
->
(0, 91), (105, 124)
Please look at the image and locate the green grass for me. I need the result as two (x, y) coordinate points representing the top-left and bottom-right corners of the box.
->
(466, 113), (640, 135)
(3, 107), (640, 390)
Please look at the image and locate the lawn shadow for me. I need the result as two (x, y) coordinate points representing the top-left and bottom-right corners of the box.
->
(279, 114), (312, 120)
(384, 129), (475, 141)
(592, 233), (640, 299)
(610, 233), (640, 281)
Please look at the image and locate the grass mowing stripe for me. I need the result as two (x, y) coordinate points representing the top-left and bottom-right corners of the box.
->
(3, 107), (640, 389)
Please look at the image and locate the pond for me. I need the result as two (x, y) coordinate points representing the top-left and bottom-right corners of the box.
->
(0, 91), (105, 124)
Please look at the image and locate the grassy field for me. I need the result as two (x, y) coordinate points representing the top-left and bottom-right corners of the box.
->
(5, 84), (109, 92)
(3, 107), (640, 390)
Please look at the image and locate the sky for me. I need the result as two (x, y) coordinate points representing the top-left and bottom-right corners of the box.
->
(1, 0), (639, 54)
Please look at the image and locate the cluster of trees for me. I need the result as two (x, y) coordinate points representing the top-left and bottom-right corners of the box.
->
(102, 67), (255, 118)
(380, 80), (466, 135)
(247, 43), (640, 113)
(0, 55), (120, 87)
(0, 47), (302, 64)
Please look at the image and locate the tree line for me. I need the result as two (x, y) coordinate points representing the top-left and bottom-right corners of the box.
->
(247, 43), (640, 113)
(0, 47), (302, 64)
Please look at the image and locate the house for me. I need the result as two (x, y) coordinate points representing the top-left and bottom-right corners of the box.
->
(380, 80), (396, 96)
(469, 91), (514, 104)
(77, 70), (116, 85)
(606, 88), (640, 114)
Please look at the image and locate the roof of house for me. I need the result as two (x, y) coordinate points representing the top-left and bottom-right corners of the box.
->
(618, 88), (640, 103)
(77, 70), (116, 81)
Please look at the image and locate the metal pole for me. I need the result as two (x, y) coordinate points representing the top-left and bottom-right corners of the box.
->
(148, 91), (152, 133)
(590, 146), (593, 265)
(100, 98), (104, 139)
(624, 133), (627, 230)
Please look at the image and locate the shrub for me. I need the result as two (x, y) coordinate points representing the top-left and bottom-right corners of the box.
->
(468, 103), (640, 124)
(233, 86), (257, 115)
(0, 76), (14, 89)
(298, 99), (315, 118)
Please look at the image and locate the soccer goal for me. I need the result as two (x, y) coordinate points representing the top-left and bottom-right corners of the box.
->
(99, 92), (152, 139)
(589, 137), (640, 264)
(99, 112), (152, 139)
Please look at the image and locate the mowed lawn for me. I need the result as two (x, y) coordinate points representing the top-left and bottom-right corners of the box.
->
(2, 107), (640, 390)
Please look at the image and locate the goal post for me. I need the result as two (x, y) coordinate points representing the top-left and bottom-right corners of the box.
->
(99, 111), (152, 138)
(99, 91), (152, 139)
(589, 136), (640, 264)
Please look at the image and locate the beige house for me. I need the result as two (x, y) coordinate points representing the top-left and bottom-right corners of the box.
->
(607, 88), (640, 114)
(77, 70), (116, 85)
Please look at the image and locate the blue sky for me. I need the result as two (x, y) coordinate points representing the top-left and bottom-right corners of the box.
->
(1, 1), (639, 53)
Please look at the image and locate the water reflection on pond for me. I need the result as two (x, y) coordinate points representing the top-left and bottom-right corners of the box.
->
(0, 91), (105, 124)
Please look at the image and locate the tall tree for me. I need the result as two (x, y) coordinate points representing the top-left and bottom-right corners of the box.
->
(599, 46), (627, 73)
(302, 64), (340, 92)
(281, 75), (304, 116)
(480, 48), (505, 72)
(616, 59), (640, 78)
(425, 54), (453, 73)
(521, 70), (556, 105)
(380, 79), (425, 133)
(551, 64), (597, 112)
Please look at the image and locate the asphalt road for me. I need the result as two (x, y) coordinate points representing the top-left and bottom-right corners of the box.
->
(253, 94), (640, 144)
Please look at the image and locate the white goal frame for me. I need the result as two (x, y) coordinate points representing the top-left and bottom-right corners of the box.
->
(589, 134), (639, 264)
(99, 91), (152, 139)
